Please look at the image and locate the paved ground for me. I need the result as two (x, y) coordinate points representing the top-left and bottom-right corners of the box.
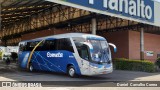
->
(0, 61), (160, 90)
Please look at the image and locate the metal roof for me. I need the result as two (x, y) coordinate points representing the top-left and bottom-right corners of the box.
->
(1, 0), (55, 25)
(0, 0), (160, 35)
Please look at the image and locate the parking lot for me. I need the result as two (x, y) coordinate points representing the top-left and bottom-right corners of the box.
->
(0, 60), (160, 90)
(0, 61), (160, 82)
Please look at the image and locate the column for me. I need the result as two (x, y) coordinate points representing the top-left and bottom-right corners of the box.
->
(140, 28), (144, 60)
(91, 18), (96, 35)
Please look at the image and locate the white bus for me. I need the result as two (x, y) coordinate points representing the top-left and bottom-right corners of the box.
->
(18, 33), (116, 77)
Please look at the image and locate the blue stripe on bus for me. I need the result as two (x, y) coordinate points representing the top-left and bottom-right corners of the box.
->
(18, 50), (81, 75)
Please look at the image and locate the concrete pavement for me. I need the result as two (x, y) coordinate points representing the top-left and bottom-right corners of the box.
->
(0, 61), (160, 90)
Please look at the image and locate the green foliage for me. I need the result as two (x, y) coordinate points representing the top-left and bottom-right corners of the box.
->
(113, 58), (156, 73)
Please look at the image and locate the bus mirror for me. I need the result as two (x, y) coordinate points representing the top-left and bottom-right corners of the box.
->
(109, 43), (117, 53)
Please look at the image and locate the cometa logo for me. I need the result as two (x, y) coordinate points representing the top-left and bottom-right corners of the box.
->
(47, 52), (63, 58)
(89, 0), (153, 20)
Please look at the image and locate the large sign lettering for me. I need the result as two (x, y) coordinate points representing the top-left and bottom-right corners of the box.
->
(64, 0), (154, 22)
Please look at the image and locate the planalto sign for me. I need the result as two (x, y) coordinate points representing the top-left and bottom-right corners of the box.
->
(61, 0), (154, 22)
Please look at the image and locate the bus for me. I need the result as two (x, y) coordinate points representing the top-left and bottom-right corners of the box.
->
(18, 33), (116, 77)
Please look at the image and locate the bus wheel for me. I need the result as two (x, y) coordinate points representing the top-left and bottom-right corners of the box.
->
(68, 66), (76, 78)
(29, 63), (34, 72)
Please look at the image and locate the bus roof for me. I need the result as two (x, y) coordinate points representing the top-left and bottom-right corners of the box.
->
(20, 33), (106, 43)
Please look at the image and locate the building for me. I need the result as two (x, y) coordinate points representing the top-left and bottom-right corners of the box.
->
(1, 0), (160, 62)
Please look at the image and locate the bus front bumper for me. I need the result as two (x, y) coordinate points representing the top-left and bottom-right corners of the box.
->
(82, 65), (113, 76)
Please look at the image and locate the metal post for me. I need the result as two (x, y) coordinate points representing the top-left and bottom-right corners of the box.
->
(140, 28), (144, 60)
(91, 18), (96, 35)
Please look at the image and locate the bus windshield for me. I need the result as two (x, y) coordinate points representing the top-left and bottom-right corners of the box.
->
(88, 40), (110, 63)
(73, 37), (110, 64)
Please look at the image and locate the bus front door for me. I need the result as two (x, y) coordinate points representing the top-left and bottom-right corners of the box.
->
(79, 45), (90, 75)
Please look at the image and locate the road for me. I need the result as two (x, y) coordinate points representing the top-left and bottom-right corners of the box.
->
(0, 61), (160, 90)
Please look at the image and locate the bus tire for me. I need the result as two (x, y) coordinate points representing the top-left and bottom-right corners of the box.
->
(67, 65), (76, 78)
(29, 63), (34, 72)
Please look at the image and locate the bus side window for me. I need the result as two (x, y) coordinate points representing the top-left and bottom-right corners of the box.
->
(26, 42), (30, 51)
(49, 40), (57, 50)
(34, 40), (57, 51)
(78, 45), (89, 60)
(35, 41), (44, 51)
(19, 44), (24, 51)
(73, 37), (90, 61)
(26, 42), (37, 51)
(57, 38), (74, 52)
(43, 40), (56, 51)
